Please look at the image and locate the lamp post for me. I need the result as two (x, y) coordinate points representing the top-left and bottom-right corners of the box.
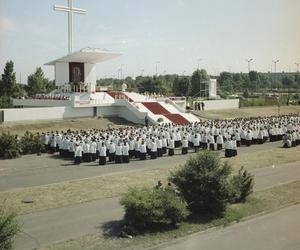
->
(272, 59), (279, 80)
(120, 64), (125, 80)
(140, 69), (144, 76)
(296, 62), (300, 85)
(197, 58), (202, 70)
(245, 58), (253, 72)
(155, 61), (160, 76)
(295, 62), (300, 73)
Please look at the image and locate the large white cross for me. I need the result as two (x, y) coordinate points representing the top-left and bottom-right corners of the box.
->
(54, 0), (87, 54)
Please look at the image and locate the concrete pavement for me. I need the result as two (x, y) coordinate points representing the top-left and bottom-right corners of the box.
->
(14, 160), (300, 250)
(0, 141), (284, 191)
(158, 204), (300, 250)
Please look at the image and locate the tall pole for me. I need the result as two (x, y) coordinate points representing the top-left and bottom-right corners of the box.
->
(120, 64), (124, 80)
(296, 62), (300, 86)
(245, 58), (253, 72)
(272, 59), (279, 82)
(155, 61), (160, 76)
(295, 62), (300, 73)
(197, 58), (202, 70)
(140, 69), (144, 76)
(68, 0), (73, 54)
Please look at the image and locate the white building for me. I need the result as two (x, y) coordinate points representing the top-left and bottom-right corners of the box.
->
(45, 47), (122, 93)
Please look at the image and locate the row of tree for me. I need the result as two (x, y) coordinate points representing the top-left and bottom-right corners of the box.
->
(98, 70), (300, 97)
(0, 61), (55, 108)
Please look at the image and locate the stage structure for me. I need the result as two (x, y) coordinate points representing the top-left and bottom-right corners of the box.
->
(45, 47), (122, 93)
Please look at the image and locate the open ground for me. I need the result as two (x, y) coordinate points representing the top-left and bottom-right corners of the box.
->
(1, 106), (300, 250)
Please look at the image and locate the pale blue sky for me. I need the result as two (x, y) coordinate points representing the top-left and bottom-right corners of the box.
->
(0, 0), (300, 82)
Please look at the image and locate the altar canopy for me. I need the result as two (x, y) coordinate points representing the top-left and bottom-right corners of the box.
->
(45, 48), (122, 92)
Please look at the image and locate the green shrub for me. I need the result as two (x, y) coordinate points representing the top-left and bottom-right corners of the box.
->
(169, 151), (232, 216)
(0, 133), (21, 159)
(20, 131), (43, 155)
(228, 166), (254, 203)
(121, 187), (188, 230)
(0, 205), (20, 250)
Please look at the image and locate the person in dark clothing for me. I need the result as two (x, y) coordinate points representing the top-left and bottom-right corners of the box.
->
(201, 102), (205, 111)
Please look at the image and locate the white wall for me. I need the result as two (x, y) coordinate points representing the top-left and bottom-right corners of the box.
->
(84, 63), (96, 92)
(13, 99), (70, 107)
(55, 62), (69, 86)
(1, 107), (94, 122)
(200, 99), (239, 110)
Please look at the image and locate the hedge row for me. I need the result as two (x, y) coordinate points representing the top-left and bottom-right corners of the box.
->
(0, 131), (43, 159)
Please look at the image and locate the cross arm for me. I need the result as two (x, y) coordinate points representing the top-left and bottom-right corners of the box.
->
(54, 5), (87, 14)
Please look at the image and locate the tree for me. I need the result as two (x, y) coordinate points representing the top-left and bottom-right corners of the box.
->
(228, 166), (254, 203)
(0, 96), (13, 108)
(0, 61), (18, 97)
(190, 69), (209, 97)
(169, 151), (232, 216)
(173, 77), (190, 96)
(0, 205), (20, 250)
(281, 75), (295, 89)
(248, 71), (259, 82)
(121, 186), (188, 230)
(27, 67), (55, 96)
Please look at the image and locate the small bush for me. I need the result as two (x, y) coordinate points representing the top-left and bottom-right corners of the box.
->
(228, 166), (254, 203)
(121, 187), (188, 230)
(0, 133), (21, 159)
(0, 205), (20, 250)
(169, 151), (232, 216)
(20, 131), (43, 155)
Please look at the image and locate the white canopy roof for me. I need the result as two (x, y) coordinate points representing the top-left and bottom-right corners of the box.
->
(45, 47), (122, 65)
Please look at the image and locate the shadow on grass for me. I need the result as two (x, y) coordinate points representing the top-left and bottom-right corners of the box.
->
(100, 218), (183, 238)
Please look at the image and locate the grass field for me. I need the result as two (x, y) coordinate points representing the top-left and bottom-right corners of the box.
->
(1, 146), (299, 215)
(202, 105), (300, 119)
(40, 181), (300, 250)
(0, 117), (133, 135)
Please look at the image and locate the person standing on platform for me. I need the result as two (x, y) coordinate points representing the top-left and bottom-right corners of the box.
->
(201, 102), (205, 111)
(99, 142), (107, 166)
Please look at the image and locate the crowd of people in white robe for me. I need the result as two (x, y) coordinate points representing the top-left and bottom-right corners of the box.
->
(41, 114), (300, 165)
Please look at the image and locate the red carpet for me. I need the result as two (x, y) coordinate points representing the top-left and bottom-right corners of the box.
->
(107, 92), (133, 102)
(141, 102), (170, 115)
(164, 113), (190, 125)
(142, 102), (189, 125)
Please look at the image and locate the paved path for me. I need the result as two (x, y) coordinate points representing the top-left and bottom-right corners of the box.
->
(14, 160), (300, 250)
(158, 204), (300, 250)
(0, 141), (284, 191)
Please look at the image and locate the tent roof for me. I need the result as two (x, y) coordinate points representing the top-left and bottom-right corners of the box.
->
(45, 47), (122, 65)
